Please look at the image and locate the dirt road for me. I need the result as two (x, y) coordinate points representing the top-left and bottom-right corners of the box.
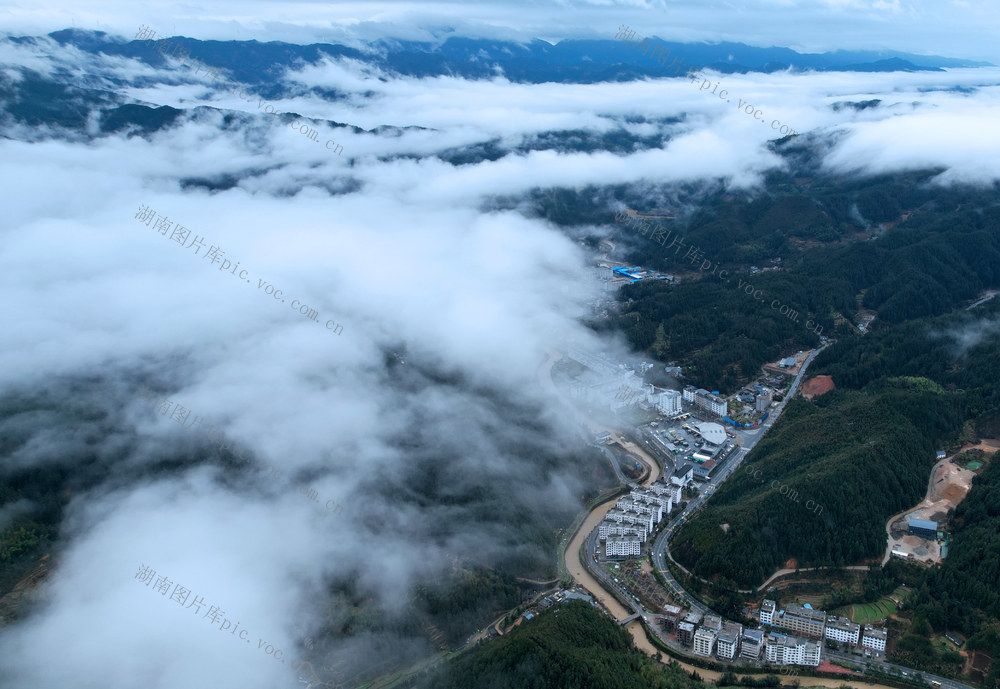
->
(756, 565), (869, 591)
(612, 432), (661, 486)
(881, 450), (978, 565)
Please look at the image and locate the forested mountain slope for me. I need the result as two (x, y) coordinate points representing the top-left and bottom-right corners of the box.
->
(672, 302), (1000, 588)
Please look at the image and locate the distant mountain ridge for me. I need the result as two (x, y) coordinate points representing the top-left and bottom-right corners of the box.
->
(40, 29), (993, 87)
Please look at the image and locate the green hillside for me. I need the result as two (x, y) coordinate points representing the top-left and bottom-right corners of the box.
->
(672, 303), (1000, 588)
(416, 601), (708, 689)
(602, 173), (1000, 391)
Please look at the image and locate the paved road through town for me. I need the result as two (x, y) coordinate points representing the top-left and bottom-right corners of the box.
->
(562, 343), (981, 689)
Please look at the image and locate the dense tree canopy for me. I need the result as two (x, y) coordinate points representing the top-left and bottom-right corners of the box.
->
(418, 601), (709, 689)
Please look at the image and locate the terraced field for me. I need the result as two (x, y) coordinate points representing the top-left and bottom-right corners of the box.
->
(837, 586), (908, 624)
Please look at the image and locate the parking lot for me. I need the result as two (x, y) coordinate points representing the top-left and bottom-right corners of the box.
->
(643, 419), (737, 469)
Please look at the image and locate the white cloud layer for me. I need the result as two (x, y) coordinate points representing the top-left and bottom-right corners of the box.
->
(2, 14), (1000, 689)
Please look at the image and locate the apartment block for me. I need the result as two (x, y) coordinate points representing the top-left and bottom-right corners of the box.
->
(803, 641), (821, 666)
(632, 489), (672, 514)
(616, 498), (661, 524)
(862, 625), (888, 652)
(649, 480), (673, 497)
(774, 604), (826, 638)
(760, 599), (776, 625)
(717, 622), (743, 660)
(741, 629), (765, 660)
(659, 389), (683, 415)
(765, 633), (799, 665)
(606, 537), (641, 558)
(701, 614), (723, 632)
(598, 522), (646, 542)
(693, 627), (718, 658)
(825, 616), (861, 646)
(683, 386), (728, 417)
(678, 621), (695, 646)
(764, 632), (822, 667)
(604, 509), (652, 535)
(661, 604), (682, 632)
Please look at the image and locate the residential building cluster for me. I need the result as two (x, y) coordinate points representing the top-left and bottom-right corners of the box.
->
(760, 600), (888, 658)
(614, 382), (685, 415)
(736, 383), (775, 413)
(599, 484), (673, 557)
(668, 609), (751, 662)
(683, 385), (729, 417)
(688, 613), (746, 660)
(663, 602), (822, 667)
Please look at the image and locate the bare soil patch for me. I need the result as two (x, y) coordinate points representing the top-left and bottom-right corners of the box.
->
(801, 375), (835, 399)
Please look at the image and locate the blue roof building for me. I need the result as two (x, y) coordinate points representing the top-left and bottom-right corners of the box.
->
(908, 518), (938, 538)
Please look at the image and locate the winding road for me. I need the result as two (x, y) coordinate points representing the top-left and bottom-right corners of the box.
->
(552, 345), (979, 689)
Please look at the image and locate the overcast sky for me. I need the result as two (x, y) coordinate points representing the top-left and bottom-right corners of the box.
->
(1, 0), (998, 61)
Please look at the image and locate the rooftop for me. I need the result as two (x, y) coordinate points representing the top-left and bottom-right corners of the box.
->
(693, 422), (727, 445)
(783, 604), (827, 623)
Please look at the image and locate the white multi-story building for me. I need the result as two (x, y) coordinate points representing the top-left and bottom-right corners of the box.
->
(612, 506), (654, 532)
(683, 386), (729, 417)
(598, 522), (647, 542)
(825, 616), (860, 646)
(760, 599), (776, 625)
(649, 480), (672, 497)
(631, 493), (671, 522)
(693, 628), (718, 658)
(648, 481), (681, 508)
(604, 509), (651, 536)
(741, 629), (764, 660)
(658, 389), (683, 415)
(671, 464), (693, 487)
(717, 623), (743, 660)
(862, 625), (887, 652)
(617, 498), (663, 524)
(633, 489), (671, 513)
(606, 537), (641, 557)
(775, 604), (827, 638)
(803, 641), (821, 666)
(766, 633), (800, 665)
(765, 633), (821, 667)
